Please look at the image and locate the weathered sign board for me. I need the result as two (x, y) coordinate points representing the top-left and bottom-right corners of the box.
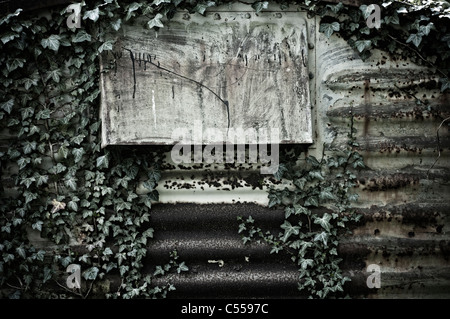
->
(100, 9), (312, 147)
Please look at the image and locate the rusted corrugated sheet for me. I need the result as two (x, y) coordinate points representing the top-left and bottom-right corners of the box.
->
(137, 7), (450, 299)
(1, 1), (449, 299)
(312, 23), (450, 298)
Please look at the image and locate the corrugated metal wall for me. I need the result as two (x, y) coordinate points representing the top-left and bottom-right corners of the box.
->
(138, 5), (450, 298)
(2, 1), (450, 299)
(315, 27), (450, 298)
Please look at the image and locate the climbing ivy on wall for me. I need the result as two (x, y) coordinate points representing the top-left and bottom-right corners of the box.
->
(0, 0), (449, 299)
(238, 114), (364, 298)
(0, 1), (188, 299)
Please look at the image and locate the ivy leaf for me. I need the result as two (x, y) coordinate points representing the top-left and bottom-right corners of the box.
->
(280, 220), (300, 242)
(36, 174), (49, 186)
(319, 189), (336, 201)
(406, 33), (422, 47)
(125, 3), (141, 20)
(441, 34), (450, 48)
(148, 168), (161, 182)
(313, 231), (329, 246)
(306, 156), (321, 168)
(177, 261), (189, 274)
(273, 163), (287, 180)
(115, 198), (132, 212)
(83, 8), (100, 22)
(252, 1), (269, 13)
(58, 145), (69, 159)
(294, 177), (307, 190)
(299, 258), (314, 270)
(70, 134), (86, 145)
(360, 4), (374, 19)
(17, 157), (30, 170)
(6, 58), (25, 72)
(110, 19), (122, 31)
(268, 192), (281, 208)
(3, 253), (14, 263)
(148, 190), (159, 202)
(440, 78), (450, 92)
(152, 0), (170, 5)
(103, 247), (113, 256)
(142, 196), (152, 209)
(304, 196), (319, 207)
(313, 213), (332, 232)
(127, 2), (142, 13)
(1, 31), (19, 44)
(270, 245), (283, 254)
(22, 141), (36, 154)
(285, 205), (310, 218)
(67, 200), (78, 212)
(0, 8), (22, 26)
(41, 34), (61, 51)
(35, 250), (45, 262)
(329, 2), (343, 13)
(354, 40), (372, 53)
(98, 40), (114, 53)
(64, 177), (77, 191)
(104, 262), (116, 273)
(147, 13), (164, 28)
(192, 1), (216, 15)
(143, 179), (156, 191)
(308, 170), (324, 181)
(304, 276), (316, 287)
(43, 267), (53, 283)
(16, 246), (26, 259)
(22, 77), (38, 90)
(384, 13), (400, 25)
(143, 228), (154, 239)
(319, 22), (340, 38)
(153, 265), (165, 276)
(72, 30), (92, 43)
(127, 192), (138, 202)
(299, 241), (313, 257)
(83, 266), (99, 281)
(119, 265), (129, 276)
(2, 223), (11, 233)
(49, 163), (67, 174)
(36, 108), (51, 120)
(419, 22), (434, 36)
(32, 220), (43, 231)
(60, 256), (72, 267)
(1, 99), (14, 114)
(72, 148), (85, 163)
(21, 108), (34, 121)
(96, 155), (109, 169)
(20, 177), (35, 188)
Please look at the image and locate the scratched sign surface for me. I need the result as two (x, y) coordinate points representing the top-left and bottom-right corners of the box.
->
(100, 11), (312, 146)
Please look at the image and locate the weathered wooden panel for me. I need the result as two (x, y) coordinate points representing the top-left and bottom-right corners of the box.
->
(100, 11), (312, 146)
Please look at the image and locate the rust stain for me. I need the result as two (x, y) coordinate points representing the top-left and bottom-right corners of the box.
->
(359, 173), (419, 192)
(363, 78), (370, 137)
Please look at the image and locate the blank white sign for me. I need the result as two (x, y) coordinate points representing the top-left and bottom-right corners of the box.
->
(100, 10), (312, 146)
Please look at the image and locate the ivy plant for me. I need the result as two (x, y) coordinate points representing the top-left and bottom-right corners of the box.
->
(0, 1), (188, 299)
(238, 115), (364, 298)
(1, 0), (449, 299)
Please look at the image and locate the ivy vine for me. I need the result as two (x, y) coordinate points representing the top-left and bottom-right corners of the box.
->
(238, 114), (364, 298)
(0, 2), (189, 299)
(0, 0), (449, 299)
